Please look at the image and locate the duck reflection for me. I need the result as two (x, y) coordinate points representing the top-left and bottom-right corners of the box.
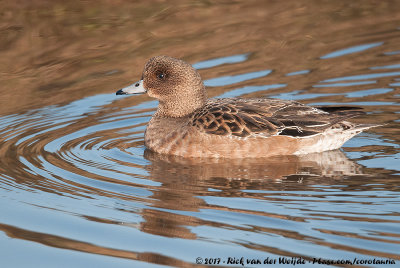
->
(144, 149), (363, 181)
(138, 149), (365, 239)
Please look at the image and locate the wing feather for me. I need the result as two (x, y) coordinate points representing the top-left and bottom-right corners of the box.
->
(191, 98), (365, 138)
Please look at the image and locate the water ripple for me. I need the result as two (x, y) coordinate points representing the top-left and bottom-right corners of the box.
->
(322, 71), (400, 82)
(320, 42), (384, 59)
(193, 53), (250, 69)
(204, 69), (272, 87)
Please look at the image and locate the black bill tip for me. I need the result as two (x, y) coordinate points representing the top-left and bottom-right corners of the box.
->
(116, 89), (127, 95)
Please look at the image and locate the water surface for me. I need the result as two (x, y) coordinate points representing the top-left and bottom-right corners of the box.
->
(1, 1), (399, 267)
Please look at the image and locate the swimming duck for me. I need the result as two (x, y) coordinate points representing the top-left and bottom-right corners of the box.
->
(116, 56), (376, 158)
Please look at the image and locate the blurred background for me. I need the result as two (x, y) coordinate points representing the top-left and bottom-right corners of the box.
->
(2, 0), (399, 114)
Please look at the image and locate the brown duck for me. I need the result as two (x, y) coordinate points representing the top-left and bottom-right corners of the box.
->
(116, 56), (376, 158)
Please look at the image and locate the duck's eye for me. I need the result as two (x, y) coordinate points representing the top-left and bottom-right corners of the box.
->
(157, 73), (166, 80)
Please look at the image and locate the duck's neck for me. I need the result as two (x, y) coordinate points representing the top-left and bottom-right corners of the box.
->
(155, 90), (207, 118)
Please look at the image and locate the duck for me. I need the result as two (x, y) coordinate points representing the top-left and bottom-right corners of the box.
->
(116, 55), (376, 158)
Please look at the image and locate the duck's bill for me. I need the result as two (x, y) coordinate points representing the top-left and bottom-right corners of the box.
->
(116, 80), (146, 95)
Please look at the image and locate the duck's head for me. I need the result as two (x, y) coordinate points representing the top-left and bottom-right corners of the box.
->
(116, 56), (207, 117)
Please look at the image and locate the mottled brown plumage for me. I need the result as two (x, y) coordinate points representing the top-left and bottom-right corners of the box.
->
(116, 56), (377, 158)
(190, 98), (365, 138)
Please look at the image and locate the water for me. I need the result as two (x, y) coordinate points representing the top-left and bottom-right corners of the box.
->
(1, 1), (400, 267)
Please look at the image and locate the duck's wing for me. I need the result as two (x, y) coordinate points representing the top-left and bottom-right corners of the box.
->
(191, 98), (365, 138)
